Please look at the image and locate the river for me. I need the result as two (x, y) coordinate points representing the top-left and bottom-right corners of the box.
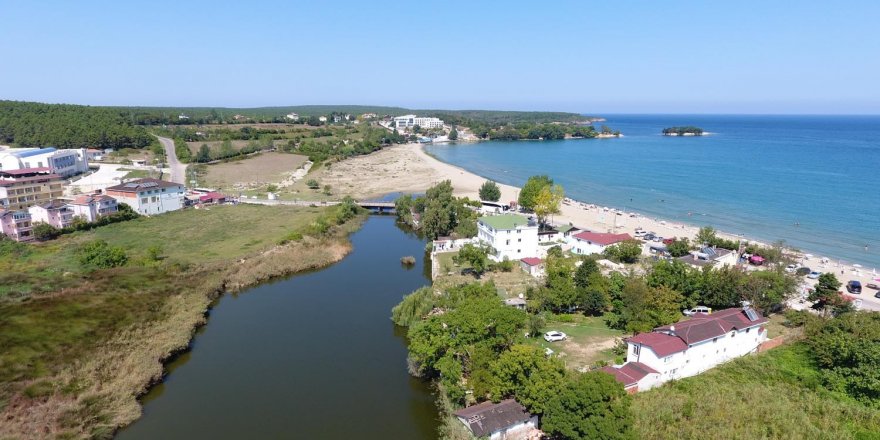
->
(116, 216), (439, 439)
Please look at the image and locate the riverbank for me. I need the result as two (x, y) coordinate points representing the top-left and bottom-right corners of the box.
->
(321, 142), (880, 310)
(0, 205), (365, 439)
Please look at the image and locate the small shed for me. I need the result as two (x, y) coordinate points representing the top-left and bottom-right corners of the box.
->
(520, 257), (544, 277)
(199, 192), (227, 204)
(453, 399), (539, 440)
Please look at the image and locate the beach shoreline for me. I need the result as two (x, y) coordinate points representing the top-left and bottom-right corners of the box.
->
(319, 142), (879, 310)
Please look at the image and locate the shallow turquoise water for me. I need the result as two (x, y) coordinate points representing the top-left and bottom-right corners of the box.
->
(426, 115), (880, 268)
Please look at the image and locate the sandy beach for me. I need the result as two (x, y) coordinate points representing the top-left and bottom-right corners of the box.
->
(321, 143), (880, 311)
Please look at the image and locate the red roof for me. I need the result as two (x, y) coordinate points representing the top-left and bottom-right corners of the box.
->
(199, 191), (226, 202)
(573, 231), (633, 246)
(627, 332), (688, 357)
(655, 307), (768, 345)
(520, 257), (542, 266)
(0, 167), (52, 175)
(601, 362), (659, 387)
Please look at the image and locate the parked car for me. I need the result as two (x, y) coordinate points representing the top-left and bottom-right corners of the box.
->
(807, 271), (822, 279)
(643, 233), (656, 241)
(867, 283), (879, 290)
(653, 236), (663, 242)
(846, 280), (862, 294)
(543, 331), (567, 342)
(785, 264), (798, 273)
(796, 267), (812, 276)
(683, 306), (711, 316)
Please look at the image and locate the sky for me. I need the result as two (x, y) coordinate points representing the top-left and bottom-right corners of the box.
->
(1, 1), (878, 114)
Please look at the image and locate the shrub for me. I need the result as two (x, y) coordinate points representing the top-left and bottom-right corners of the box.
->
(278, 231), (304, 245)
(306, 179), (320, 189)
(77, 240), (128, 269)
(32, 222), (60, 241)
(400, 256), (416, 265)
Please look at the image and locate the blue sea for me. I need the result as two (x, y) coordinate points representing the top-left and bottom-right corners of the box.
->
(425, 115), (880, 269)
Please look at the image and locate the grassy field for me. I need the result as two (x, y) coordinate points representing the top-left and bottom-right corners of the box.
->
(632, 343), (880, 440)
(0, 204), (363, 438)
(433, 252), (539, 298)
(528, 314), (625, 371)
(201, 152), (308, 189)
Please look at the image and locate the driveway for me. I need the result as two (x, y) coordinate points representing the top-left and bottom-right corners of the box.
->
(158, 135), (187, 185)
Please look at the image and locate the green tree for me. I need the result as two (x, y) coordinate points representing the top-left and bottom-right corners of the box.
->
(542, 372), (635, 440)
(808, 312), (880, 404)
(489, 345), (566, 416)
(620, 278), (683, 333)
(196, 144), (211, 162)
(448, 127), (459, 141)
(32, 223), (60, 241)
(453, 244), (490, 276)
(518, 175), (553, 211)
(603, 239), (643, 264)
(696, 226), (717, 245)
(479, 180), (501, 202)
(667, 238), (691, 257)
(533, 184), (564, 226)
(574, 258), (600, 289)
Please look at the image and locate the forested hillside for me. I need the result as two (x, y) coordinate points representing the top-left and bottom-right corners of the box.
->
(0, 101), (153, 149)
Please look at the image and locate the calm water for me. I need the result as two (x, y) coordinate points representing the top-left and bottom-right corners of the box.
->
(426, 115), (880, 268)
(117, 216), (438, 439)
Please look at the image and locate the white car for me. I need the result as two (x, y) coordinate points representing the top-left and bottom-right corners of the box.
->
(543, 331), (567, 342)
(683, 306), (711, 316)
(807, 271), (822, 279)
(785, 264), (798, 273)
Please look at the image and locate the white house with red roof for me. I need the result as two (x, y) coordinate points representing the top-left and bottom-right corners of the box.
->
(69, 194), (118, 222)
(600, 362), (662, 394)
(570, 231), (633, 256)
(519, 257), (544, 277)
(612, 306), (768, 390)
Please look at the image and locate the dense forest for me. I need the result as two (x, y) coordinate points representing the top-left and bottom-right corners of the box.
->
(0, 101), (153, 149)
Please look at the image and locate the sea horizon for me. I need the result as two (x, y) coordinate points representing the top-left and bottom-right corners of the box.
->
(426, 114), (880, 270)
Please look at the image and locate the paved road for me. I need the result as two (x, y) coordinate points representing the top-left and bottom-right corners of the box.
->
(158, 136), (187, 185)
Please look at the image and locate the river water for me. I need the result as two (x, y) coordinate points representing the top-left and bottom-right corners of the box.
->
(116, 216), (438, 439)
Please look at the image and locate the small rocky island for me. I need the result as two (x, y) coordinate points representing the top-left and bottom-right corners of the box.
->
(663, 126), (704, 136)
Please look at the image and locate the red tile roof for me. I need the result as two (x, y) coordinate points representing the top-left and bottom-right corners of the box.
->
(573, 231), (633, 246)
(601, 362), (659, 387)
(630, 307), (770, 356)
(655, 307), (768, 345)
(627, 332), (688, 357)
(520, 257), (542, 266)
(0, 167), (52, 176)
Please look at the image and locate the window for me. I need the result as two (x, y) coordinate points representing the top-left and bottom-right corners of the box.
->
(518, 238), (521, 242)
(517, 249), (521, 253)
(632, 345), (640, 356)
(141, 198), (148, 204)
(746, 328), (751, 333)
(664, 356), (672, 363)
(713, 338), (718, 343)
(731, 331), (736, 338)
(506, 240), (510, 245)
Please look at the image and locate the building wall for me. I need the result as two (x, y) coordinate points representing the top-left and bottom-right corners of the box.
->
(108, 187), (184, 215)
(28, 206), (74, 229)
(477, 222), (539, 262)
(0, 178), (65, 210)
(627, 325), (767, 383)
(488, 417), (538, 440)
(571, 238), (606, 256)
(0, 211), (33, 241)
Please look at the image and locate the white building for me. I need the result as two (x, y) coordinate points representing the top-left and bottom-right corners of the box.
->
(0, 147), (89, 177)
(105, 178), (185, 215)
(285, 113), (300, 121)
(28, 199), (75, 229)
(677, 246), (739, 269)
(476, 214), (539, 262)
(570, 231), (633, 256)
(68, 194), (119, 222)
(613, 307), (769, 392)
(392, 114), (444, 129)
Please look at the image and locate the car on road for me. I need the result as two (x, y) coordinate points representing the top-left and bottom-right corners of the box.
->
(683, 306), (711, 316)
(846, 280), (862, 294)
(807, 271), (822, 279)
(543, 331), (567, 342)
